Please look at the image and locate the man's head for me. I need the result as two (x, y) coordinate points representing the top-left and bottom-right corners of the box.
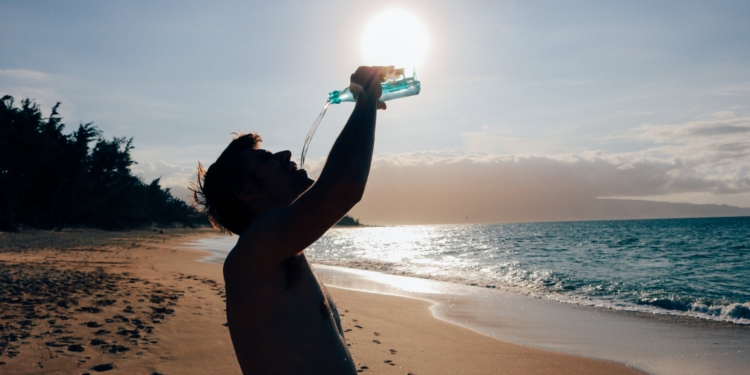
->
(192, 133), (314, 234)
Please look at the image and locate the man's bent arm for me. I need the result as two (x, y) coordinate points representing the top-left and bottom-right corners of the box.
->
(229, 67), (390, 271)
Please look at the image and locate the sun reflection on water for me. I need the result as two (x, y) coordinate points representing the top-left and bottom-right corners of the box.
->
(314, 226), (452, 264)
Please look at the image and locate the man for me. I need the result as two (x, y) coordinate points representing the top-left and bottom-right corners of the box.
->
(193, 66), (392, 374)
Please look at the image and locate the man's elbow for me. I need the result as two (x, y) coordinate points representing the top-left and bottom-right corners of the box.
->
(337, 183), (365, 207)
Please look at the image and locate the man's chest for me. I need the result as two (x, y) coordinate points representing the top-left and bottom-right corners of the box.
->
(226, 253), (333, 316)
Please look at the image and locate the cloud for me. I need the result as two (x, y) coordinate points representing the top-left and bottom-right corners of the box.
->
(630, 117), (750, 140)
(131, 115), (750, 224)
(344, 149), (750, 224)
(616, 117), (750, 182)
(344, 115), (750, 224)
(712, 110), (735, 119)
(369, 148), (750, 198)
(0, 69), (75, 115)
(708, 82), (750, 97)
(132, 160), (196, 202)
(0, 69), (51, 81)
(548, 78), (594, 86)
(462, 128), (572, 154)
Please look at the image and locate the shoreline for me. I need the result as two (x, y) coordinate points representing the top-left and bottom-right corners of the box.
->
(311, 258), (750, 328)
(326, 286), (644, 375)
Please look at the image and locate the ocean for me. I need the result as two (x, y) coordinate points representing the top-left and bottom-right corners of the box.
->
(189, 216), (750, 325)
(184, 216), (750, 374)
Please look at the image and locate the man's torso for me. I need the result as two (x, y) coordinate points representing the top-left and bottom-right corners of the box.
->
(224, 251), (356, 374)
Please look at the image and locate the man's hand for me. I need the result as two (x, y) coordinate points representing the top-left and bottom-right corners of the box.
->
(350, 66), (394, 110)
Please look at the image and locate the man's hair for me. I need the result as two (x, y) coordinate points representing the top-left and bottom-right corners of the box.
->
(192, 133), (263, 235)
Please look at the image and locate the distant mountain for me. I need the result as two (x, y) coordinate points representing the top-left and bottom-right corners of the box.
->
(487, 198), (750, 224)
(585, 199), (750, 221)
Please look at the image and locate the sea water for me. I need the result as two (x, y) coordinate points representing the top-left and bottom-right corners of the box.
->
(187, 216), (750, 325)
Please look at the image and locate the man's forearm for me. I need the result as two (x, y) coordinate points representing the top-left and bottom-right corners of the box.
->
(315, 96), (378, 196)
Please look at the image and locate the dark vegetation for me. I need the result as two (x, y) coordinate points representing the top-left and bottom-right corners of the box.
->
(336, 215), (362, 226)
(0, 96), (208, 232)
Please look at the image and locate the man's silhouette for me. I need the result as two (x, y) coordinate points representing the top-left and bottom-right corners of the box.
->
(194, 66), (392, 374)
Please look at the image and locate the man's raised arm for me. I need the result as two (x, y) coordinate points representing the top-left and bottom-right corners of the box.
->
(232, 66), (393, 270)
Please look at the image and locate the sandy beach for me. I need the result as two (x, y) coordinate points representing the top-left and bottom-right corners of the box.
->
(0, 229), (643, 374)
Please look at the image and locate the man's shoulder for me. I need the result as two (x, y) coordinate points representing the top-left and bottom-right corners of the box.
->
(222, 232), (257, 278)
(222, 214), (289, 277)
(223, 204), (325, 280)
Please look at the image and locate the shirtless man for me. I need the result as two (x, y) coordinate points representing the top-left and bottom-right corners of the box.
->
(193, 66), (392, 374)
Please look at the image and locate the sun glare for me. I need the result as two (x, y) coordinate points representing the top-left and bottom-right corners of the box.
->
(361, 9), (429, 69)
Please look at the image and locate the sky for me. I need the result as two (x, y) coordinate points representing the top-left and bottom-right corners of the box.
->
(2, 0), (750, 224)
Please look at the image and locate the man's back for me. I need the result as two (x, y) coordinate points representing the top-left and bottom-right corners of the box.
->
(224, 250), (355, 374)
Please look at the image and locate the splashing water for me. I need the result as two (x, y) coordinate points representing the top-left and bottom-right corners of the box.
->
(300, 100), (330, 169)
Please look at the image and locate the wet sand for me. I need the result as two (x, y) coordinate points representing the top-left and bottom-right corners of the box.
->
(0, 229), (643, 374)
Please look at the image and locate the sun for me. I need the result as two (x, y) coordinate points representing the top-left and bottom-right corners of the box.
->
(361, 9), (429, 69)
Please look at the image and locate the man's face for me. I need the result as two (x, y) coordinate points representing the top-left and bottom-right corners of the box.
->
(240, 149), (315, 207)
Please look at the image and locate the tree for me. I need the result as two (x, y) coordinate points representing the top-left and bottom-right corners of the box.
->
(336, 215), (361, 226)
(0, 95), (208, 231)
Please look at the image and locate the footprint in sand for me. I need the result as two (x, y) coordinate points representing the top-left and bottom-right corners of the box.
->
(67, 344), (85, 352)
(90, 363), (115, 372)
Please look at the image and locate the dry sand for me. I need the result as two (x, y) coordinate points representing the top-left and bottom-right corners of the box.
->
(0, 229), (644, 374)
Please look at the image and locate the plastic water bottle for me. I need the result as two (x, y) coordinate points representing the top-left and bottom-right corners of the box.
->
(327, 67), (421, 104)
(300, 67), (421, 168)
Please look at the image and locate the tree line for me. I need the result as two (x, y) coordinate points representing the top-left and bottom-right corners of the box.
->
(0, 95), (208, 232)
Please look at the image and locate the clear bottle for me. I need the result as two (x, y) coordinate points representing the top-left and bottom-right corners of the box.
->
(300, 67), (421, 168)
(327, 67), (421, 104)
